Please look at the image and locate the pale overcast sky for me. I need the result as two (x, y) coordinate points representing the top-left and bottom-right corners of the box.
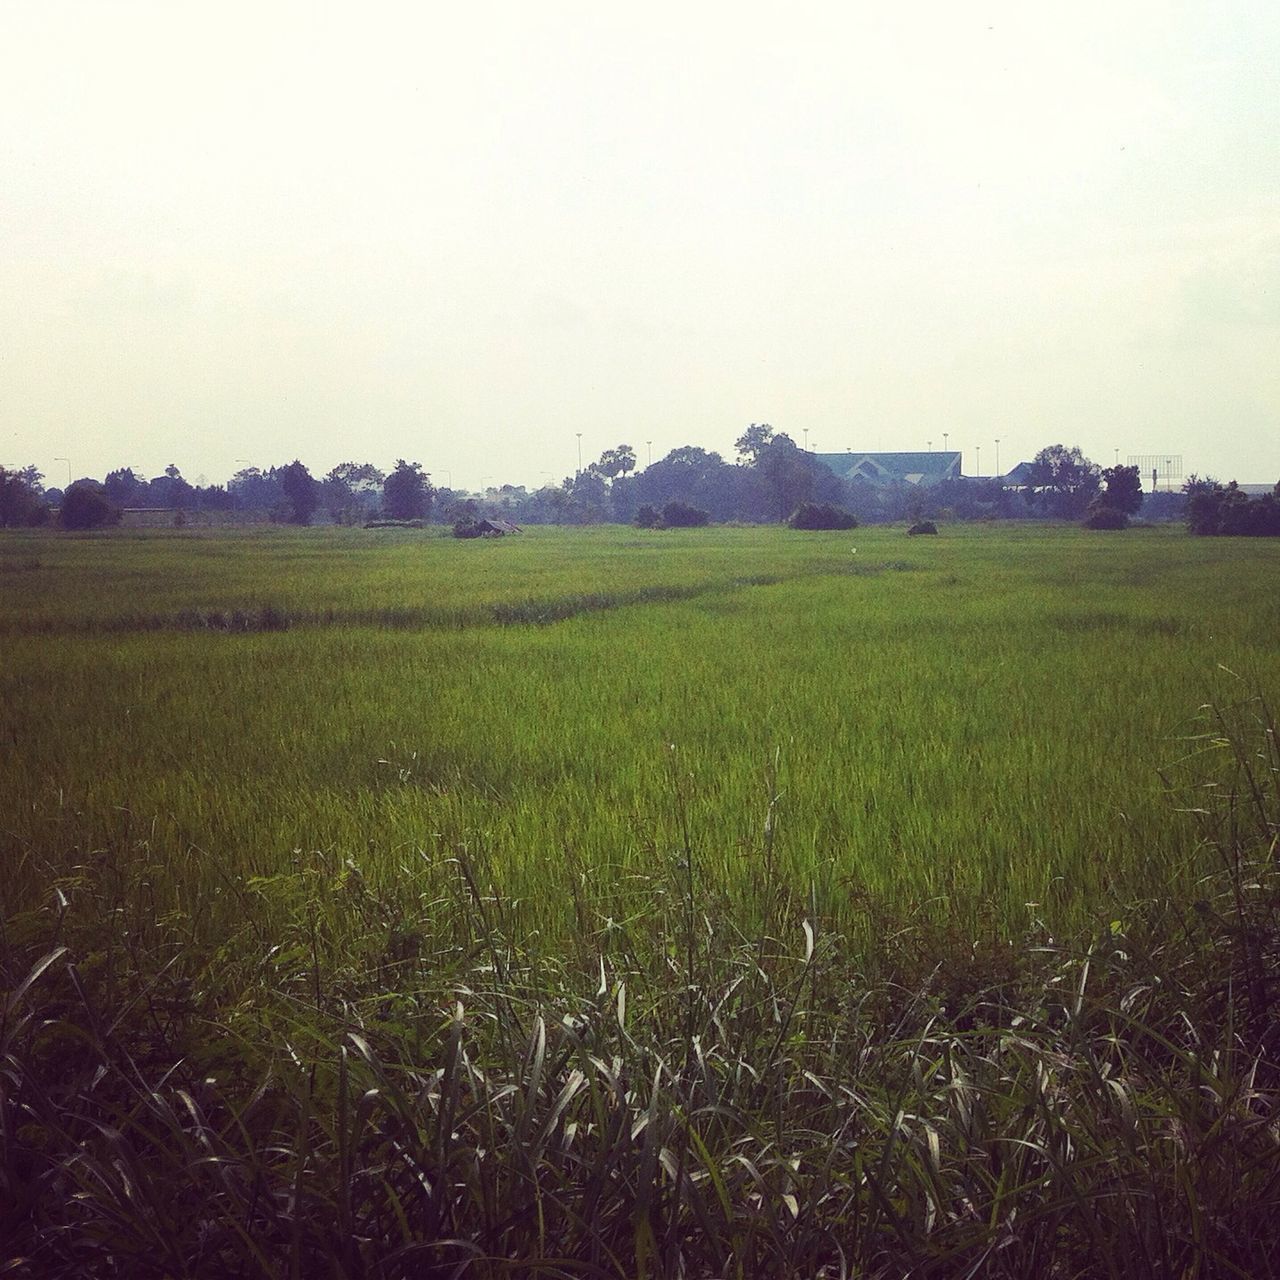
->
(2, 0), (1277, 490)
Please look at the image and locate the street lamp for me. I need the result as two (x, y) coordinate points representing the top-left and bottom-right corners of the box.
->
(994, 439), (1001, 475)
(646, 441), (652, 467)
(803, 428), (809, 451)
(975, 444), (981, 475)
(576, 433), (582, 475)
(943, 432), (949, 452)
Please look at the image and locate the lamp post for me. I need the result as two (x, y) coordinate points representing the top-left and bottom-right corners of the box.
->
(994, 438), (1001, 475)
(975, 444), (981, 475)
(943, 432), (949, 452)
(55, 457), (71, 486)
(927, 439), (932, 451)
(803, 428), (809, 452)
(576, 433), (582, 475)
(646, 440), (652, 467)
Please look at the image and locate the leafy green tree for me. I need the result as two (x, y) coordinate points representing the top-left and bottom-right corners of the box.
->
(1026, 444), (1101, 518)
(279, 460), (319, 525)
(59, 483), (120, 530)
(103, 468), (148, 505)
(323, 461), (385, 524)
(1097, 465), (1143, 515)
(148, 464), (196, 509)
(594, 445), (636, 479)
(734, 422), (775, 464)
(382, 460), (433, 521)
(0, 467), (49, 527)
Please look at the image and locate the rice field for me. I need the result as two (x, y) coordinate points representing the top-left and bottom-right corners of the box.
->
(4, 523), (1277, 942)
(3, 522), (1279, 1276)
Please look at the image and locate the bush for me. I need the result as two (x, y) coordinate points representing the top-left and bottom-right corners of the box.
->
(661, 501), (710, 528)
(58, 484), (120, 530)
(453, 519), (484, 539)
(787, 502), (858, 530)
(1085, 506), (1129, 530)
(633, 504), (662, 529)
(907, 520), (938, 536)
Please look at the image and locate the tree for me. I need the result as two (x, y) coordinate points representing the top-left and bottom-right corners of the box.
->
(148, 464), (196, 510)
(1026, 444), (1101, 519)
(228, 467), (284, 511)
(0, 467), (49, 527)
(734, 422), (775, 464)
(59, 483), (120, 530)
(594, 445), (636, 479)
(279, 460), (319, 525)
(1097, 465), (1143, 515)
(323, 461), (385, 524)
(103, 468), (148, 505)
(382, 460), (433, 521)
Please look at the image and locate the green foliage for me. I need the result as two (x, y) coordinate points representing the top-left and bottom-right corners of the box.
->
(1186, 479), (1280, 536)
(382, 459), (433, 521)
(0, 467), (49, 527)
(660, 500), (710, 527)
(278, 459), (318, 525)
(633, 503), (662, 528)
(907, 519), (938, 535)
(788, 501), (857, 530)
(1027, 444), (1101, 518)
(57, 482), (120, 530)
(2, 695), (1279, 1275)
(1085, 505), (1129, 529)
(1098, 463), (1144, 515)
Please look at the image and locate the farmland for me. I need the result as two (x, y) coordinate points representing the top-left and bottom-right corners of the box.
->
(3, 522), (1280, 1277)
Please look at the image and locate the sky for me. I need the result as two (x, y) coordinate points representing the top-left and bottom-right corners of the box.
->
(2, 0), (1277, 491)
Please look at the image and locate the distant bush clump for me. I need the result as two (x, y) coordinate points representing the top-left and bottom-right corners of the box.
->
(907, 520), (938, 536)
(787, 502), (857, 530)
(1185, 480), (1280, 537)
(1085, 506), (1130, 530)
(364, 519), (424, 529)
(633, 504), (662, 529)
(59, 484), (121, 531)
(660, 501), (710, 528)
(453, 519), (484, 539)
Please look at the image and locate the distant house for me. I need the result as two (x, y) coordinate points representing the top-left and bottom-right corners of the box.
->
(1002, 462), (1037, 488)
(811, 451), (961, 487)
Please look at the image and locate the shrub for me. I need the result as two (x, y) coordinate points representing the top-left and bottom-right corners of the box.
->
(661, 501), (710, 528)
(453, 519), (484, 539)
(907, 520), (938, 535)
(787, 501), (857, 530)
(1085, 506), (1129, 530)
(633, 504), (662, 529)
(58, 484), (121, 530)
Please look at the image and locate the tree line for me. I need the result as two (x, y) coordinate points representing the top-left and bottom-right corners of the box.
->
(2, 434), (1275, 533)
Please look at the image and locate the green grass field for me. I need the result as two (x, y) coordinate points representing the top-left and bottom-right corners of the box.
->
(4, 522), (1279, 1277)
(4, 523), (1278, 940)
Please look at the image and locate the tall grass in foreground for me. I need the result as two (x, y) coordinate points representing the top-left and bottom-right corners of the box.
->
(3, 697), (1278, 1278)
